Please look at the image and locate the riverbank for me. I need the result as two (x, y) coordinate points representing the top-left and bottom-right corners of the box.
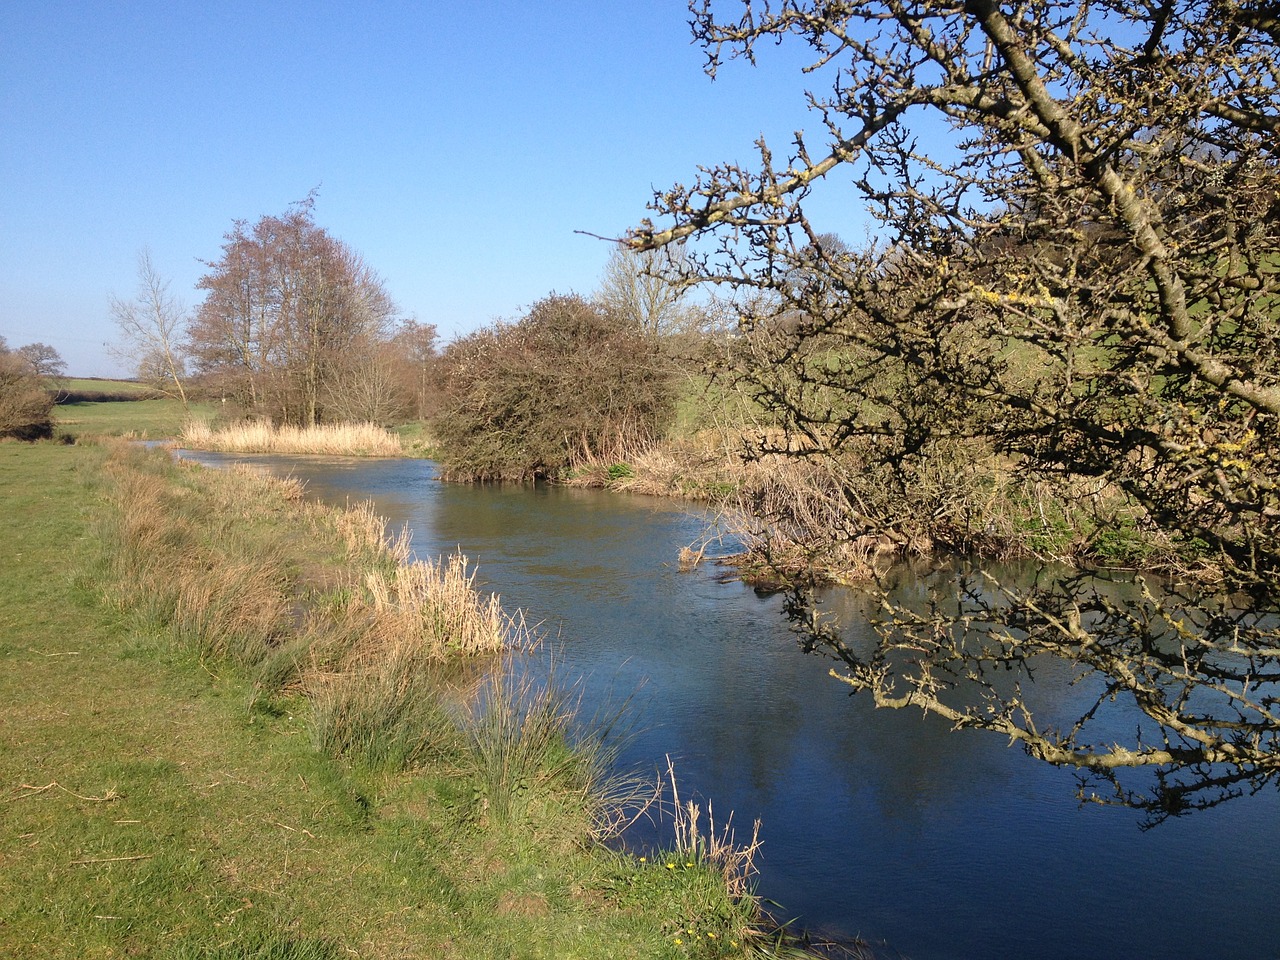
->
(561, 419), (1183, 585)
(0, 439), (766, 959)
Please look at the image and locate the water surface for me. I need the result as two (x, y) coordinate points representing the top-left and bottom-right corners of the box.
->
(181, 452), (1280, 960)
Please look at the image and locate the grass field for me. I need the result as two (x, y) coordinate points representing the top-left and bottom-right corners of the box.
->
(60, 378), (155, 397)
(54, 398), (216, 441)
(0, 440), (765, 959)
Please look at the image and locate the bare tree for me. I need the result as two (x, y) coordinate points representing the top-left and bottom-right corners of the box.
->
(16, 342), (68, 381)
(14, 342), (69, 402)
(633, 0), (1280, 823)
(109, 248), (190, 411)
(189, 196), (397, 425)
(322, 336), (408, 424)
(594, 243), (698, 338)
(388, 319), (439, 420)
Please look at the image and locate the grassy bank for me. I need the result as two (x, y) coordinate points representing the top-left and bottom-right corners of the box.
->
(0, 440), (766, 959)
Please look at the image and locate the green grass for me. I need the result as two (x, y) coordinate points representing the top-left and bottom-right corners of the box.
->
(54, 398), (216, 440)
(0, 441), (766, 959)
(390, 420), (436, 458)
(60, 377), (155, 397)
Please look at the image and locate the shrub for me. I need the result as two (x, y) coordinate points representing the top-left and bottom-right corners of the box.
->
(0, 344), (54, 440)
(431, 294), (679, 481)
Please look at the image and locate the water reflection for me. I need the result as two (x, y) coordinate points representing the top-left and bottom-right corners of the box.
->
(177, 451), (1280, 960)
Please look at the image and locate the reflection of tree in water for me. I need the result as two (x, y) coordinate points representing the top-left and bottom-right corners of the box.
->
(794, 563), (1279, 827)
(659, 575), (1031, 824)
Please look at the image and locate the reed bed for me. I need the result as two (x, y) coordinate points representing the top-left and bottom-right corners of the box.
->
(96, 444), (518, 693)
(180, 419), (403, 457)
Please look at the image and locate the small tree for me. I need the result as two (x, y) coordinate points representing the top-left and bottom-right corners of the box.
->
(109, 249), (190, 411)
(633, 0), (1280, 822)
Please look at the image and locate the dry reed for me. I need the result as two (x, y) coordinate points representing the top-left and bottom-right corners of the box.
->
(334, 499), (412, 564)
(181, 420), (402, 457)
(664, 756), (762, 903)
(360, 554), (517, 657)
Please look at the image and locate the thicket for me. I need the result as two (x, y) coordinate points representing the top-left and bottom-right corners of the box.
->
(430, 293), (680, 481)
(0, 335), (55, 440)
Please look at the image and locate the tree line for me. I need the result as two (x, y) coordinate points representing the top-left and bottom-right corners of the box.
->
(106, 194), (705, 481)
(111, 194), (438, 427)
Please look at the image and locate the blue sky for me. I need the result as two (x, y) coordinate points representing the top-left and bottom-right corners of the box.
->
(0, 1), (859, 376)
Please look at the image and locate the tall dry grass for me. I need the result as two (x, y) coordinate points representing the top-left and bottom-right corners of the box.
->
(565, 431), (742, 502)
(181, 420), (402, 457)
(97, 450), (297, 667)
(334, 498), (412, 563)
(361, 554), (516, 657)
(95, 446), (527, 768)
(306, 551), (529, 767)
(664, 757), (762, 904)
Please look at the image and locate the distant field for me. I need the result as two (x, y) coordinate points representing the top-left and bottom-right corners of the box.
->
(55, 397), (215, 440)
(60, 377), (154, 396)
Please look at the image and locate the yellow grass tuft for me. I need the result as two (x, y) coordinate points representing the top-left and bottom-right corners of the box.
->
(354, 553), (523, 661)
(335, 498), (413, 563)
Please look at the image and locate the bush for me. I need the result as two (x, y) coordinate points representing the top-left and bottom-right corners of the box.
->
(0, 345), (54, 440)
(431, 294), (679, 481)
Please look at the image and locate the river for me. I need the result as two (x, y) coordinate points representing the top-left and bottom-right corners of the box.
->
(179, 451), (1279, 960)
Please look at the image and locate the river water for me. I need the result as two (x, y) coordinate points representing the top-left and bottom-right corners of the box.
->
(181, 451), (1279, 960)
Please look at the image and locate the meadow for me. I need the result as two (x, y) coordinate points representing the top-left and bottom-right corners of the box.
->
(54, 393), (216, 441)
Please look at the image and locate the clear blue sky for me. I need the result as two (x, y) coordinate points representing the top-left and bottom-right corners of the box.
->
(1, 1), (858, 377)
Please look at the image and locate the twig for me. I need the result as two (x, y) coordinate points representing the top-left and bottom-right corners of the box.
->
(6, 782), (120, 803)
(572, 228), (627, 245)
(71, 854), (153, 865)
